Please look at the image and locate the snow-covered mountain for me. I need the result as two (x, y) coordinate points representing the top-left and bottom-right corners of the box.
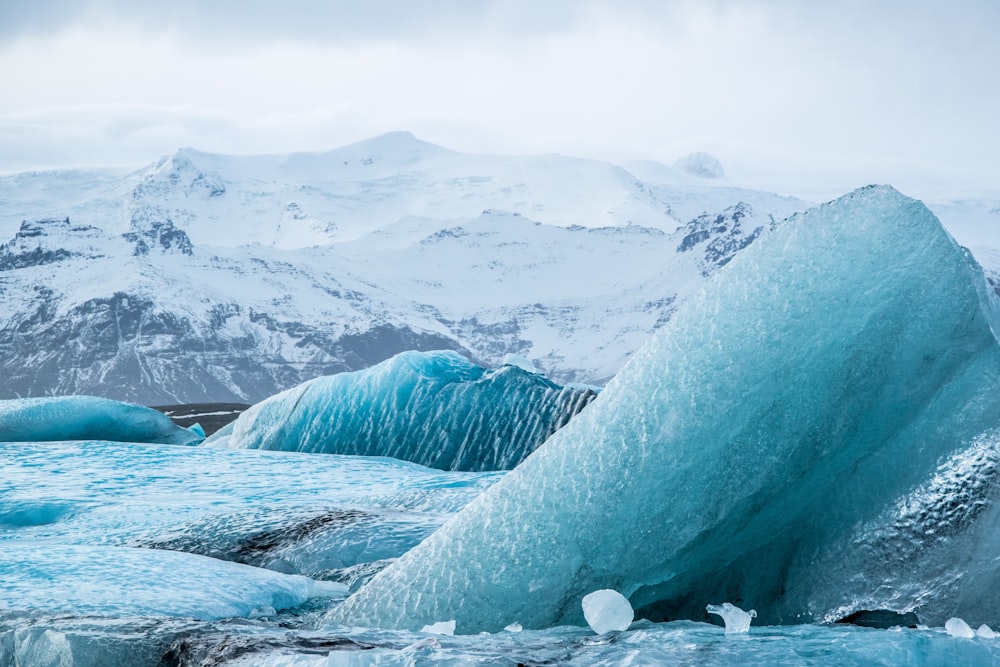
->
(11, 131), (973, 404)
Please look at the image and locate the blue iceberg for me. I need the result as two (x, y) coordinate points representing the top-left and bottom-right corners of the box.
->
(0, 544), (342, 620)
(330, 186), (1000, 633)
(0, 396), (204, 445)
(204, 350), (596, 471)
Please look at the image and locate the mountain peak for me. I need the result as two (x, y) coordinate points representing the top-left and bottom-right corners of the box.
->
(674, 152), (726, 180)
(327, 131), (453, 165)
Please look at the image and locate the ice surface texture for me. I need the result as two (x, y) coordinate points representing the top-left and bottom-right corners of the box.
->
(331, 186), (1000, 632)
(205, 350), (596, 471)
(0, 440), (499, 578)
(0, 395), (203, 445)
(0, 544), (338, 620)
(0, 439), (502, 664)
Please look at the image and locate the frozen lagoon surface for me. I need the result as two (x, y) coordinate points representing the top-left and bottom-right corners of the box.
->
(4, 442), (1000, 665)
(0, 440), (500, 576)
(8, 186), (1000, 664)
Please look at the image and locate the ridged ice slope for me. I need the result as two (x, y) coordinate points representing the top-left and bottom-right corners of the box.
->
(206, 351), (596, 471)
(331, 186), (1000, 632)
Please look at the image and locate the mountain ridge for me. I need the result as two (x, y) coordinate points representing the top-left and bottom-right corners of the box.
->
(5, 134), (988, 404)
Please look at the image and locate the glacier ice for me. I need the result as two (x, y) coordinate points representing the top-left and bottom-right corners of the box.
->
(0, 544), (340, 620)
(0, 438), (502, 665)
(946, 618), (976, 639)
(205, 350), (596, 471)
(582, 589), (634, 634)
(0, 396), (203, 445)
(420, 620), (457, 635)
(11, 618), (1000, 667)
(0, 440), (499, 580)
(707, 603), (757, 634)
(330, 186), (1000, 633)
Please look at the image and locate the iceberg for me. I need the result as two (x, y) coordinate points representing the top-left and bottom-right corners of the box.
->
(204, 350), (596, 471)
(0, 396), (203, 445)
(0, 544), (340, 620)
(330, 186), (1000, 633)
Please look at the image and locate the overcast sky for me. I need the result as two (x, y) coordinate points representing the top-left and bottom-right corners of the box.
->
(1, 0), (997, 199)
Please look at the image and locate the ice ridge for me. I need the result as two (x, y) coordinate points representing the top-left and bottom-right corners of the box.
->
(0, 395), (204, 445)
(204, 350), (597, 471)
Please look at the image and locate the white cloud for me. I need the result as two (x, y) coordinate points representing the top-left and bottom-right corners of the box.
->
(1, 1), (997, 198)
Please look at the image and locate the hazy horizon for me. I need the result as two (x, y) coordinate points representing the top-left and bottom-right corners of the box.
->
(2, 1), (998, 200)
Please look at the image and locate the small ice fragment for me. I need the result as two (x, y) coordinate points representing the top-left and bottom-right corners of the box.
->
(504, 622), (523, 632)
(706, 602), (757, 634)
(582, 589), (634, 634)
(420, 620), (456, 635)
(977, 624), (996, 638)
(945, 617), (975, 638)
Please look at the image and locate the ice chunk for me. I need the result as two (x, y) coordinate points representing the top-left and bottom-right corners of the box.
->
(204, 350), (596, 471)
(706, 603), (756, 634)
(504, 622), (523, 633)
(330, 186), (1000, 632)
(420, 620), (456, 635)
(0, 395), (203, 445)
(978, 624), (997, 639)
(946, 618), (976, 639)
(582, 589), (634, 634)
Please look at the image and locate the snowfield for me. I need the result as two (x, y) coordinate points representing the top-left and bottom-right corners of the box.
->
(1, 132), (996, 403)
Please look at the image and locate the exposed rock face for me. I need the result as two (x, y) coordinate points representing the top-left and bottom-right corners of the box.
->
(0, 218), (106, 270)
(676, 203), (772, 274)
(0, 286), (466, 404)
(123, 219), (194, 256)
